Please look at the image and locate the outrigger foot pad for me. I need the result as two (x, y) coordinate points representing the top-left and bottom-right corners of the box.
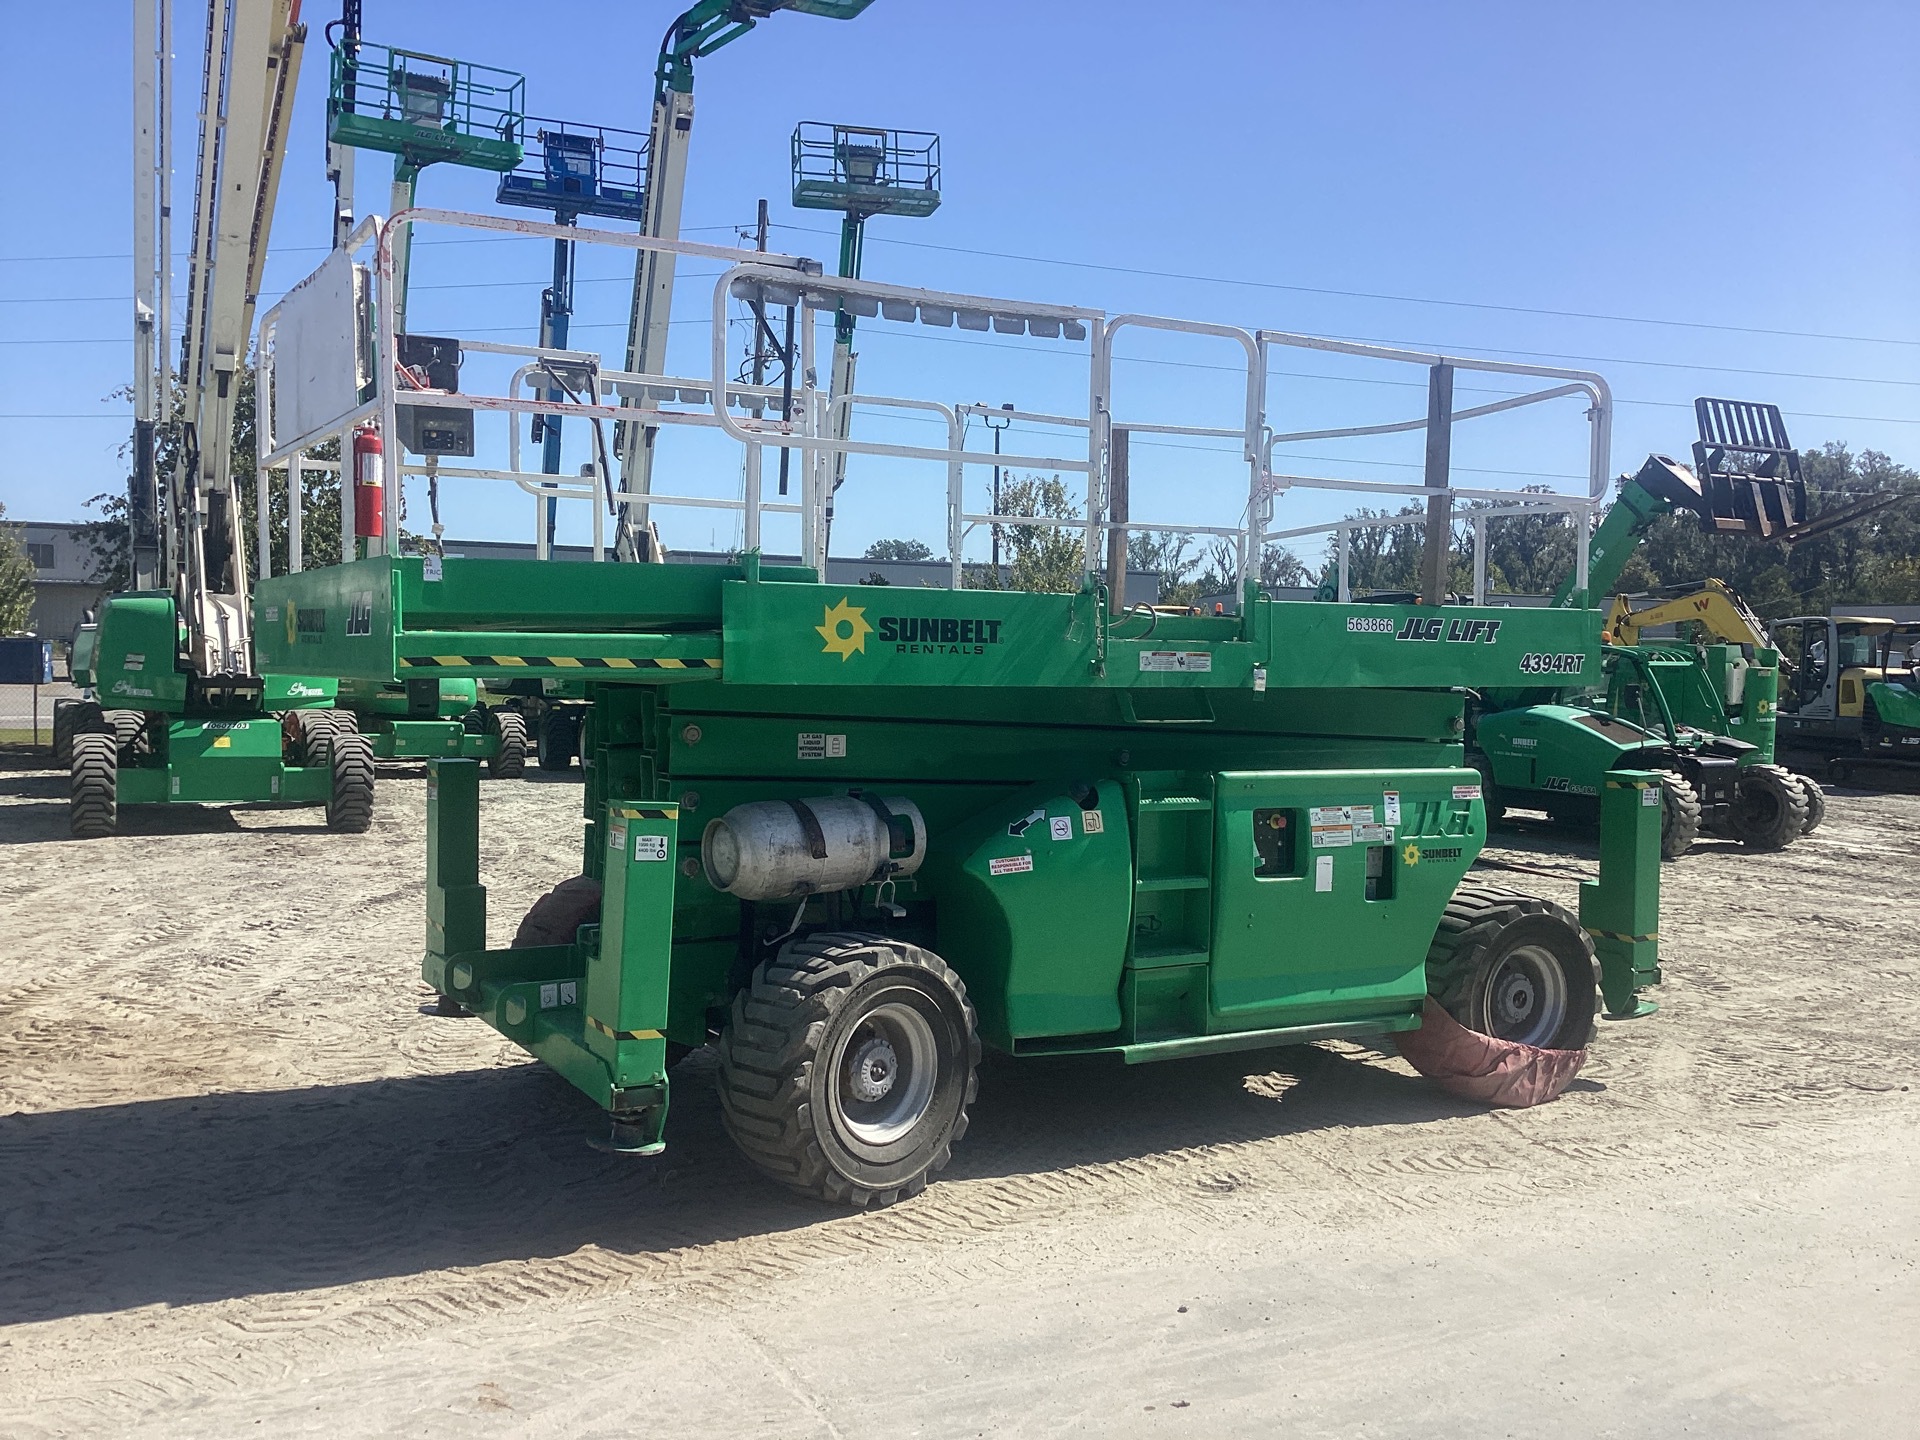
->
(590, 1109), (666, 1157)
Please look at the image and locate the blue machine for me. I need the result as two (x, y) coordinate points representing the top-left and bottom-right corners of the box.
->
(497, 119), (650, 545)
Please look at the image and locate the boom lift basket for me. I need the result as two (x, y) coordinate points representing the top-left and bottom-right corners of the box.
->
(327, 42), (525, 173)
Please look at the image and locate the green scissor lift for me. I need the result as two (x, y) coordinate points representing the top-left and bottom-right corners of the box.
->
(258, 556), (1663, 1205)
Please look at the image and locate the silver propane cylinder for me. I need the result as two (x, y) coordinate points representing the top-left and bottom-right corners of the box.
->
(700, 794), (927, 901)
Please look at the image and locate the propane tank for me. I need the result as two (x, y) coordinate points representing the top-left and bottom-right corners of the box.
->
(352, 425), (385, 548)
(702, 794), (926, 901)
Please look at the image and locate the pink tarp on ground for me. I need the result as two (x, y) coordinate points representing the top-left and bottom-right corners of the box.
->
(1392, 997), (1587, 1108)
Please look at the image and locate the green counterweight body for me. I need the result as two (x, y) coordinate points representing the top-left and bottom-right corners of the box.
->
(260, 556), (1664, 1178)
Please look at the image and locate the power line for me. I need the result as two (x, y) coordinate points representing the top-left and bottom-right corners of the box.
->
(771, 222), (1920, 350)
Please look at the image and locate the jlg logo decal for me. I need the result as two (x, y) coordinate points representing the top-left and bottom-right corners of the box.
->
(1396, 617), (1503, 644)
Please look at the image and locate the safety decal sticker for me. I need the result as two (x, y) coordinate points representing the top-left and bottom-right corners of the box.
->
(609, 821), (628, 851)
(1081, 809), (1105, 834)
(1453, 784), (1482, 800)
(634, 834), (669, 861)
(1642, 786), (1662, 808)
(1049, 815), (1074, 841)
(797, 732), (847, 760)
(1139, 650), (1213, 673)
(1007, 807), (1046, 838)
(1314, 855), (1334, 892)
(1382, 791), (1402, 826)
(1309, 805), (1354, 848)
(989, 854), (1035, 876)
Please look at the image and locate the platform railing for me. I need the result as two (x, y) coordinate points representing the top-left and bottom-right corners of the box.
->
(257, 206), (1615, 602)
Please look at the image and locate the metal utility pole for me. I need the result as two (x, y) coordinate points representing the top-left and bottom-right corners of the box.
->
(985, 402), (1012, 575)
(1106, 425), (1130, 609)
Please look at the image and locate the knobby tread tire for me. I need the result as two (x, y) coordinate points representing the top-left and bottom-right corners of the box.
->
(287, 709), (341, 768)
(717, 931), (980, 1209)
(487, 709), (528, 779)
(536, 709), (579, 772)
(1726, 762), (1808, 851)
(103, 709), (148, 760)
(1424, 882), (1599, 1050)
(1795, 773), (1827, 834)
(69, 732), (119, 839)
(326, 731), (375, 832)
(52, 702), (79, 769)
(511, 875), (604, 949)
(1649, 767), (1702, 859)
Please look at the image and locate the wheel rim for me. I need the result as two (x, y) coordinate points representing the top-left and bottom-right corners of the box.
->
(829, 994), (939, 1153)
(1734, 782), (1780, 830)
(1478, 943), (1568, 1047)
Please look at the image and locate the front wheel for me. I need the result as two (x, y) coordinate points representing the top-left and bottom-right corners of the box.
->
(484, 708), (527, 779)
(69, 731), (119, 839)
(536, 708), (579, 772)
(1794, 774), (1827, 834)
(326, 731), (375, 832)
(1650, 768), (1701, 859)
(1425, 883), (1599, 1049)
(718, 932), (980, 1208)
(1724, 763), (1808, 851)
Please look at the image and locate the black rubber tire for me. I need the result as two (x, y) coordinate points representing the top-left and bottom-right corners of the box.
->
(512, 875), (604, 948)
(486, 708), (528, 779)
(69, 731), (119, 839)
(51, 701), (78, 769)
(1794, 773), (1827, 834)
(103, 708), (149, 760)
(536, 708), (579, 772)
(1424, 883), (1599, 1050)
(1649, 768), (1702, 860)
(1724, 763), (1809, 851)
(1826, 757), (1853, 787)
(285, 709), (340, 768)
(56, 701), (105, 770)
(326, 731), (375, 833)
(718, 931), (980, 1208)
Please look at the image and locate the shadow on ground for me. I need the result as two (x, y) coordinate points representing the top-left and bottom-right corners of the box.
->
(0, 1039), (1474, 1325)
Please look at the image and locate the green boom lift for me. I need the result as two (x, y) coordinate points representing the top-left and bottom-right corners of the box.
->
(62, 0), (375, 839)
(256, 211), (1669, 1206)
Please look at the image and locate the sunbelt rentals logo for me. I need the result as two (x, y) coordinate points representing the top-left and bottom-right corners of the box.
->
(817, 598), (872, 660)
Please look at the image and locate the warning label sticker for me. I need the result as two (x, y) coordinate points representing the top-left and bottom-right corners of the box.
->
(1642, 786), (1662, 808)
(1453, 784), (1483, 801)
(609, 821), (628, 851)
(989, 854), (1034, 876)
(1310, 805), (1354, 848)
(798, 733), (848, 760)
(1139, 650), (1214, 674)
(633, 834), (669, 862)
(1382, 791), (1402, 826)
(1355, 823), (1394, 845)
(1049, 815), (1073, 841)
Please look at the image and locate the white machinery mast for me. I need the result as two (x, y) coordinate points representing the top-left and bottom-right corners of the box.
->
(169, 0), (307, 677)
(131, 0), (168, 593)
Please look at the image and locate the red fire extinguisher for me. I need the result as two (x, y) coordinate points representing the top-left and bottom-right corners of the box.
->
(352, 425), (385, 547)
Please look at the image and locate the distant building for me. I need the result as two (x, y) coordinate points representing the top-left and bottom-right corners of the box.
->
(5, 521), (110, 644)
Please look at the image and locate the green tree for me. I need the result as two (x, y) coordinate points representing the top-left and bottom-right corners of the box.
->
(81, 361), (344, 589)
(968, 474), (1085, 593)
(864, 537), (933, 562)
(0, 502), (35, 632)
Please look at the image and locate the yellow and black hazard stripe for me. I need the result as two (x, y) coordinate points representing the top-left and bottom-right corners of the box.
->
(587, 1014), (664, 1042)
(1604, 778), (1657, 790)
(397, 654), (720, 671)
(611, 806), (678, 821)
(1585, 927), (1657, 945)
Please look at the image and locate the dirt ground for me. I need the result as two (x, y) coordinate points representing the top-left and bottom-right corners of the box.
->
(1, 751), (1914, 1438)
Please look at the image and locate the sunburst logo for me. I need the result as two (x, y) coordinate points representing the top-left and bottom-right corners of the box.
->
(816, 598), (872, 660)
(1402, 841), (1421, 866)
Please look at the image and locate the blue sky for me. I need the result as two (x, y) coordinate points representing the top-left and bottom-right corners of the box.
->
(4, 0), (1916, 570)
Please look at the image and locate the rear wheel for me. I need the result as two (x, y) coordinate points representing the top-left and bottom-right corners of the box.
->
(484, 708), (527, 779)
(1425, 883), (1598, 1050)
(718, 931), (979, 1207)
(1649, 768), (1701, 859)
(284, 709), (341, 767)
(103, 709), (149, 760)
(326, 731), (375, 832)
(536, 708), (580, 772)
(51, 701), (79, 768)
(1794, 773), (1827, 834)
(1724, 763), (1808, 851)
(69, 732), (119, 839)
(511, 875), (604, 948)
